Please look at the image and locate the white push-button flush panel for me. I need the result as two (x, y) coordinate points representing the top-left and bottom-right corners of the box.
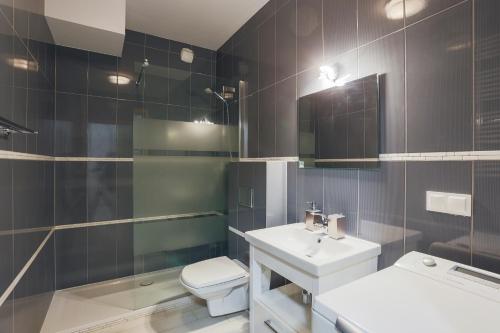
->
(426, 191), (471, 217)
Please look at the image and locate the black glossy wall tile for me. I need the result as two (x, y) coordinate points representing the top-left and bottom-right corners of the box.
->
(33, 89), (55, 156)
(144, 47), (169, 104)
(247, 93), (259, 157)
(116, 223), (134, 278)
(168, 51), (189, 106)
(258, 85), (276, 157)
(474, 0), (500, 151)
(87, 96), (117, 157)
(13, 233), (54, 333)
(406, 2), (472, 152)
(13, 161), (53, 230)
(358, 0), (404, 45)
(473, 161), (500, 274)
(296, 167), (323, 218)
(228, 163), (238, 229)
(55, 92), (87, 156)
(324, 168), (358, 235)
(87, 162), (116, 222)
(259, 16), (276, 89)
(167, 105), (189, 121)
(406, 0), (463, 25)
(143, 102), (167, 120)
(116, 100), (134, 158)
(276, 0), (296, 81)
(0, 160), (12, 295)
(359, 162), (405, 269)
(12, 37), (27, 87)
(12, 87), (27, 152)
(359, 31), (405, 154)
(297, 0), (323, 72)
(237, 236), (250, 266)
(56, 46), (88, 94)
(276, 76), (297, 157)
(88, 52), (117, 98)
(170, 40), (191, 55)
(228, 231), (238, 259)
(287, 162), (298, 223)
(406, 161), (472, 265)
(117, 162), (133, 219)
(145, 34), (170, 51)
(125, 29), (145, 45)
(55, 228), (87, 289)
(191, 56), (213, 76)
(254, 163), (267, 230)
(191, 74), (212, 108)
(55, 162), (87, 225)
(88, 225), (116, 283)
(323, 0), (357, 60)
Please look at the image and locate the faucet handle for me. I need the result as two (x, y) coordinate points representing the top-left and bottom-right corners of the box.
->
(306, 201), (317, 210)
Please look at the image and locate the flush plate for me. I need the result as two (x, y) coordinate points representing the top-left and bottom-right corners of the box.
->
(426, 191), (471, 217)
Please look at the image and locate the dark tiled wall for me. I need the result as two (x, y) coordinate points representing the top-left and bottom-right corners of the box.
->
(0, 1), (55, 332)
(227, 162), (267, 265)
(220, 0), (500, 272)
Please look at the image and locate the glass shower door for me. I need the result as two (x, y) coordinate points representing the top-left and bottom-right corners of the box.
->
(131, 116), (238, 309)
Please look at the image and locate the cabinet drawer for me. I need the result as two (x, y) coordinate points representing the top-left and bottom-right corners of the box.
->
(253, 300), (298, 333)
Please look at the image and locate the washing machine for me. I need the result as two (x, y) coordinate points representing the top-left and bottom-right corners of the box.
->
(312, 251), (500, 333)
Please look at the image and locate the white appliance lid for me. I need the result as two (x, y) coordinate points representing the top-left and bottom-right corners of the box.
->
(314, 253), (500, 333)
(181, 256), (247, 289)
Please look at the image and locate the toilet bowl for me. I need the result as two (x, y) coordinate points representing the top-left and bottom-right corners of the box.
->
(180, 256), (249, 317)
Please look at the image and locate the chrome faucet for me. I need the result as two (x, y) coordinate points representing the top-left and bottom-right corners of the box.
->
(305, 202), (328, 232)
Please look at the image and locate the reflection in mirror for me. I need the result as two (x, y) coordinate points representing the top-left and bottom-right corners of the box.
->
(298, 74), (380, 168)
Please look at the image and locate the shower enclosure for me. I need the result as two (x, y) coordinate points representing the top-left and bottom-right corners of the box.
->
(130, 54), (238, 310)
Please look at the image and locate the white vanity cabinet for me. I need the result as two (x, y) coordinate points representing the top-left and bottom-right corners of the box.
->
(245, 223), (381, 333)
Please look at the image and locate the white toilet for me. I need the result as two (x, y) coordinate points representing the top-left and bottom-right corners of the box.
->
(180, 256), (249, 317)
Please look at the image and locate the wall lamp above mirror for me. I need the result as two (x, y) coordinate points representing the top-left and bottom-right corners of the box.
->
(298, 74), (380, 169)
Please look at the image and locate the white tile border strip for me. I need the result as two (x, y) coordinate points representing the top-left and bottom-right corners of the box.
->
(54, 157), (134, 162)
(0, 150), (134, 162)
(239, 156), (299, 162)
(0, 150), (53, 161)
(54, 211), (225, 230)
(0, 229), (54, 307)
(379, 150), (500, 161)
(228, 226), (246, 238)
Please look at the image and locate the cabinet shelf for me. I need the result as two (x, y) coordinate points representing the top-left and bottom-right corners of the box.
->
(256, 284), (311, 333)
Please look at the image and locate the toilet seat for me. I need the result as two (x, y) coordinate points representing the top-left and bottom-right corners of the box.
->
(179, 256), (250, 317)
(181, 256), (247, 289)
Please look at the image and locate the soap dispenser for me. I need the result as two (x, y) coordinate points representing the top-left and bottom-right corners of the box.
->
(328, 214), (347, 239)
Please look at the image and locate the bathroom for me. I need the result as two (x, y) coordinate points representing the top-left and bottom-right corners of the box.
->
(0, 0), (499, 332)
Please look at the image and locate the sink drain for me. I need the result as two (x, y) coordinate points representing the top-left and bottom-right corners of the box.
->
(139, 281), (154, 287)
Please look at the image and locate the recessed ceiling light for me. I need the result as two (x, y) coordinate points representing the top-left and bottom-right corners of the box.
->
(385, 0), (427, 20)
(7, 58), (39, 71)
(108, 75), (131, 85)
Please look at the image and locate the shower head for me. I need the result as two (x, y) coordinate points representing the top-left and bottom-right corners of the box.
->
(205, 87), (226, 104)
(135, 59), (150, 86)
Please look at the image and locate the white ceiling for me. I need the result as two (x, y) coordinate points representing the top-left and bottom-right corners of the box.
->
(126, 0), (269, 51)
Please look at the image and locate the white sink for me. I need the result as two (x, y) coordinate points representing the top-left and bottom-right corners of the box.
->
(245, 223), (381, 277)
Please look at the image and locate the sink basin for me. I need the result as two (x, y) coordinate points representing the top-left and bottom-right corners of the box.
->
(245, 223), (381, 277)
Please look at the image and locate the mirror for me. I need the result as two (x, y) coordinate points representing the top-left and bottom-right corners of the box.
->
(298, 74), (380, 168)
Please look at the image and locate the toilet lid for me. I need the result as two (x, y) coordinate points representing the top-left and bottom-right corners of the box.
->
(181, 256), (247, 289)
